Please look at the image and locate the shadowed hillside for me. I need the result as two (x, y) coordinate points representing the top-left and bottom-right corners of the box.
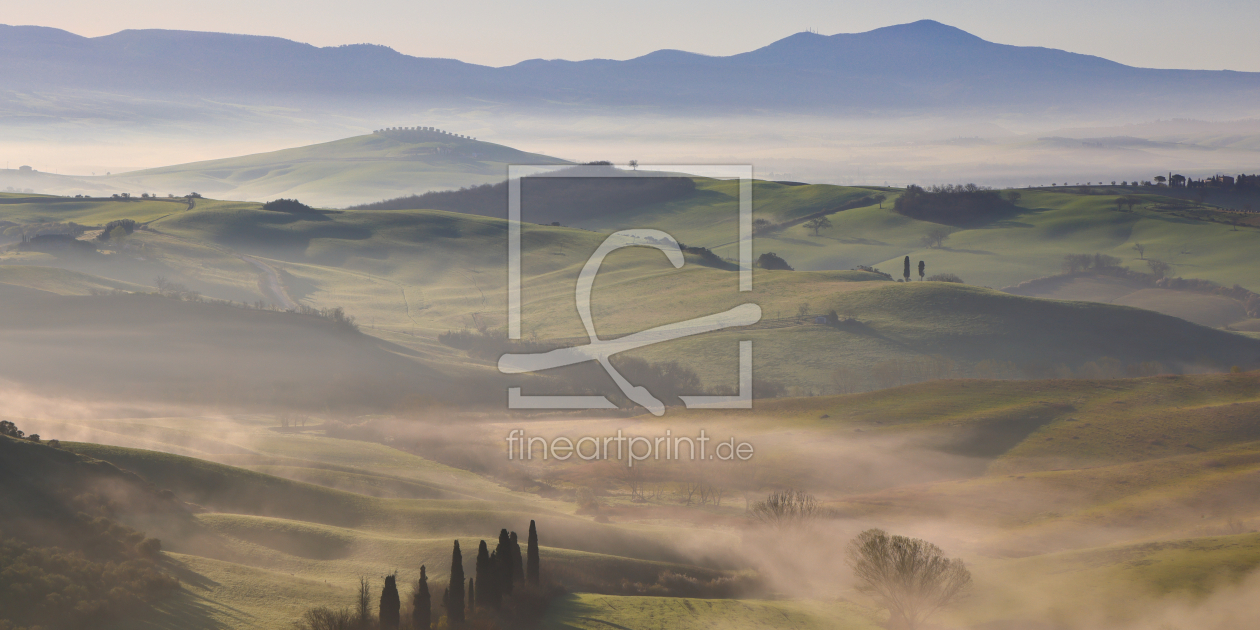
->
(0, 432), (187, 629)
(0, 283), (451, 409)
(351, 165), (696, 224)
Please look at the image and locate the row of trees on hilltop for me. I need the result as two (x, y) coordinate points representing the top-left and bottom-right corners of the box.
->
(295, 521), (545, 630)
(1153, 173), (1260, 190)
(1042, 174), (1259, 191)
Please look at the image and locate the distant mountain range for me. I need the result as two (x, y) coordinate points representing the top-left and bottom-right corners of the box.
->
(2, 20), (1259, 118)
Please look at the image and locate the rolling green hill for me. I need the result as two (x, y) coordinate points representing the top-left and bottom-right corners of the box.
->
(384, 174), (1259, 300)
(1, 185), (1258, 401)
(623, 281), (1260, 394)
(103, 131), (572, 208)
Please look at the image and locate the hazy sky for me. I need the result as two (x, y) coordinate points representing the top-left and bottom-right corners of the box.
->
(7, 0), (1260, 71)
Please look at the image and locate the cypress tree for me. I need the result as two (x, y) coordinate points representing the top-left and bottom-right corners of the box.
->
(468, 577), (475, 613)
(510, 531), (524, 585)
(380, 573), (400, 630)
(918, 260), (925, 281)
(526, 520), (540, 584)
(447, 541), (465, 625)
(414, 566), (431, 630)
(488, 550), (501, 607)
(496, 529), (514, 596)
(903, 256), (911, 282)
(475, 540), (494, 610)
(442, 588), (449, 624)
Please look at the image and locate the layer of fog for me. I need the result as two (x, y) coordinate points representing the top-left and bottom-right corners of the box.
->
(7, 380), (1260, 629)
(4, 108), (1260, 204)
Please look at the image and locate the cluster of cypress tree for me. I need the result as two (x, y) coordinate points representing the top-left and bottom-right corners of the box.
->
(356, 521), (542, 629)
(472, 529), (523, 611)
(414, 566), (431, 630)
(443, 520), (541, 626)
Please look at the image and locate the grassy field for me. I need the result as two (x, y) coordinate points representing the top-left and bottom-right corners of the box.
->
(542, 594), (884, 630)
(860, 189), (1260, 290)
(551, 181), (1260, 295)
(1, 184), (1258, 401)
(103, 132), (571, 208)
(0, 192), (188, 224)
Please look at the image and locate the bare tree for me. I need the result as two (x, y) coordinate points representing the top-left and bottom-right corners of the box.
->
(620, 461), (648, 502)
(847, 529), (972, 630)
(293, 607), (356, 630)
(356, 577), (373, 628)
(680, 478), (703, 506)
(1132, 242), (1145, 260)
(750, 489), (825, 528)
(628, 159), (639, 171)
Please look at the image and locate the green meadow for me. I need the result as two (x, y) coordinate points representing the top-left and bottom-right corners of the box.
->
(102, 132), (571, 208)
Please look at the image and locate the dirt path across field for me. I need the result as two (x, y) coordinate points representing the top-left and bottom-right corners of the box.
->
(240, 255), (297, 310)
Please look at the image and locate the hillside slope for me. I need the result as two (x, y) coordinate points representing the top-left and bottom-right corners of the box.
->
(3, 188), (1258, 403)
(0, 283), (448, 408)
(24, 132), (571, 207)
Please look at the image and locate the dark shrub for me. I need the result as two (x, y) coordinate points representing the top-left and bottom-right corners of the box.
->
(755, 252), (793, 271)
(263, 198), (317, 213)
